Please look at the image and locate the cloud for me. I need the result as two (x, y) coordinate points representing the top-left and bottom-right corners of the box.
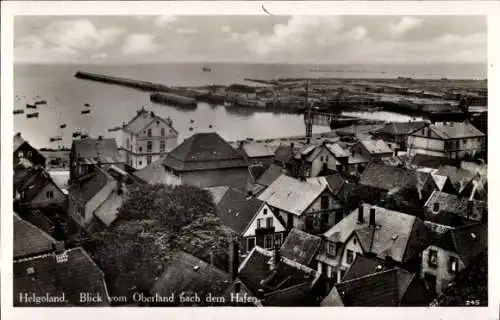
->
(44, 19), (124, 51)
(122, 34), (161, 55)
(91, 52), (109, 59)
(154, 15), (177, 28)
(390, 17), (423, 39)
(176, 28), (199, 35)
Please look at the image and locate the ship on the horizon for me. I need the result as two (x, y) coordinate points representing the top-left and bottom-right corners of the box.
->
(202, 66), (212, 72)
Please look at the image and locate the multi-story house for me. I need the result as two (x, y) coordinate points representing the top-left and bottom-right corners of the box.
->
(420, 223), (487, 295)
(353, 139), (394, 162)
(316, 204), (431, 293)
(258, 174), (343, 234)
(407, 122), (485, 160)
(14, 133), (46, 168)
(110, 108), (178, 170)
(216, 187), (286, 254)
(371, 121), (428, 153)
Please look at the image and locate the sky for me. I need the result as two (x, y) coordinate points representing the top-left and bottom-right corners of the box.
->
(14, 15), (487, 65)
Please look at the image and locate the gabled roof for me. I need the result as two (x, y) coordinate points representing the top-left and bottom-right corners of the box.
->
(359, 163), (430, 194)
(274, 145), (296, 164)
(248, 164), (267, 182)
(14, 213), (60, 259)
(435, 165), (477, 193)
(205, 186), (230, 206)
(69, 167), (113, 205)
(307, 173), (346, 195)
(373, 121), (428, 136)
(426, 122), (485, 139)
(342, 255), (391, 282)
(280, 228), (322, 266)
(162, 132), (247, 171)
(433, 223), (487, 267)
(152, 251), (230, 303)
(14, 247), (109, 306)
(72, 138), (121, 163)
(325, 143), (349, 158)
(359, 139), (393, 155)
(122, 108), (176, 135)
(323, 204), (431, 263)
(14, 133), (26, 151)
(424, 190), (485, 223)
(14, 166), (64, 203)
(216, 188), (263, 234)
(257, 175), (327, 216)
(94, 189), (124, 227)
(256, 164), (284, 187)
(323, 268), (416, 306)
(411, 154), (456, 170)
(240, 142), (278, 158)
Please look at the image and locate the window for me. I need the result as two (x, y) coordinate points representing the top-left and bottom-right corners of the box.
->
(274, 233), (283, 247)
(18, 151), (24, 158)
(320, 156), (324, 161)
(46, 190), (54, 199)
(339, 269), (346, 281)
(139, 147), (143, 153)
(264, 235), (274, 249)
(266, 217), (273, 228)
(321, 196), (329, 210)
(428, 249), (438, 268)
(257, 218), (263, 229)
(139, 161), (142, 166)
(147, 128), (152, 137)
(27, 267), (35, 275)
(448, 256), (459, 273)
(126, 138), (130, 149)
(147, 141), (152, 153)
(346, 249), (354, 264)
(327, 242), (337, 257)
(353, 238), (357, 245)
(27, 151), (32, 157)
(247, 237), (256, 251)
(147, 156), (152, 165)
(161, 128), (165, 137)
(263, 208), (268, 215)
(160, 140), (166, 152)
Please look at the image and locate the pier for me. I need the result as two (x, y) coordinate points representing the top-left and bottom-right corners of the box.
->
(75, 71), (172, 92)
(150, 92), (197, 108)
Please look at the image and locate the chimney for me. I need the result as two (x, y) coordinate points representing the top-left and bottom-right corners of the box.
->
(357, 203), (364, 224)
(229, 240), (240, 280)
(98, 135), (103, 140)
(466, 200), (474, 219)
(290, 142), (295, 149)
(271, 243), (281, 271)
(369, 207), (376, 226)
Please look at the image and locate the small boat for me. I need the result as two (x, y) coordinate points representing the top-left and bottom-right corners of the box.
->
(26, 104), (37, 109)
(72, 132), (81, 138)
(26, 112), (39, 119)
(60, 124), (67, 129)
(202, 67), (212, 72)
(50, 136), (62, 142)
(81, 110), (91, 114)
(208, 125), (213, 129)
(35, 100), (47, 105)
(189, 127), (194, 131)
(190, 119), (194, 123)
(80, 134), (88, 139)
(83, 103), (90, 107)
(14, 109), (24, 115)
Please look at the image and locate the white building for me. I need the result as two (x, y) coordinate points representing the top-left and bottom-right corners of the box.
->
(111, 108), (178, 169)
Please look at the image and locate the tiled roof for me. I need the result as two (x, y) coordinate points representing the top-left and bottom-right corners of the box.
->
(424, 190), (486, 223)
(280, 228), (322, 266)
(258, 175), (326, 216)
(14, 213), (59, 259)
(123, 109), (176, 135)
(205, 186), (230, 206)
(323, 204), (431, 263)
(256, 164), (284, 187)
(72, 138), (121, 162)
(325, 143), (349, 158)
(342, 255), (391, 282)
(433, 223), (487, 267)
(133, 156), (170, 184)
(359, 139), (392, 155)
(14, 166), (63, 203)
(248, 164), (267, 182)
(274, 145), (296, 164)
(93, 190), (124, 227)
(373, 121), (427, 136)
(240, 142), (279, 158)
(69, 167), (112, 205)
(263, 283), (319, 306)
(359, 163), (428, 193)
(152, 251), (230, 302)
(216, 188), (263, 234)
(307, 173), (345, 195)
(411, 154), (456, 169)
(163, 132), (247, 171)
(238, 246), (319, 303)
(14, 247), (109, 306)
(435, 165), (477, 193)
(429, 122), (485, 139)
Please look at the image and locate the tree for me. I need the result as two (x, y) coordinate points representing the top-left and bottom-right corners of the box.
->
(84, 184), (234, 302)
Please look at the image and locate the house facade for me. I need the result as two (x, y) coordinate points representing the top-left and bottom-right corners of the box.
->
(294, 144), (341, 178)
(371, 121), (428, 152)
(14, 133), (46, 168)
(111, 108), (179, 169)
(407, 122), (485, 160)
(161, 132), (249, 189)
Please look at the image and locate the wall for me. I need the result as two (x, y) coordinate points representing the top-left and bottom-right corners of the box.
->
(339, 235), (364, 281)
(420, 245), (466, 294)
(181, 167), (248, 190)
(30, 183), (66, 208)
(408, 136), (445, 157)
(84, 180), (116, 226)
(310, 147), (339, 177)
(243, 203), (286, 238)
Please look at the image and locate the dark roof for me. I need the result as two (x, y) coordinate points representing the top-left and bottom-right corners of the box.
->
(205, 186), (230, 206)
(72, 138), (120, 163)
(263, 283), (319, 306)
(435, 165), (477, 193)
(433, 223), (487, 267)
(428, 122), (485, 139)
(411, 154), (456, 169)
(216, 188), (263, 234)
(280, 228), (322, 266)
(359, 163), (429, 194)
(152, 251), (231, 303)
(248, 164), (267, 182)
(14, 133), (26, 151)
(342, 255), (391, 282)
(373, 121), (428, 136)
(69, 167), (111, 205)
(255, 163), (284, 187)
(238, 246), (319, 301)
(325, 173), (346, 194)
(274, 145), (296, 164)
(133, 156), (170, 185)
(14, 213), (59, 259)
(14, 166), (62, 203)
(123, 108), (176, 135)
(162, 132), (247, 171)
(424, 190), (486, 223)
(14, 247), (109, 306)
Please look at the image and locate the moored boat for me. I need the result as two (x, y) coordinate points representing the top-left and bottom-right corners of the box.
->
(26, 112), (39, 119)
(14, 109), (24, 115)
(26, 104), (37, 109)
(81, 110), (91, 114)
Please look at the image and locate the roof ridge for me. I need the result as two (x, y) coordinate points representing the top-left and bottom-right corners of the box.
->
(338, 267), (398, 285)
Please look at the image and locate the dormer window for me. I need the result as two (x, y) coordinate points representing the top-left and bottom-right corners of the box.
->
(147, 129), (152, 137)
(327, 242), (337, 257)
(448, 256), (459, 273)
(433, 203), (440, 213)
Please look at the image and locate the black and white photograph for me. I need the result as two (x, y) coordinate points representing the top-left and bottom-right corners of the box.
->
(1, 2), (497, 317)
